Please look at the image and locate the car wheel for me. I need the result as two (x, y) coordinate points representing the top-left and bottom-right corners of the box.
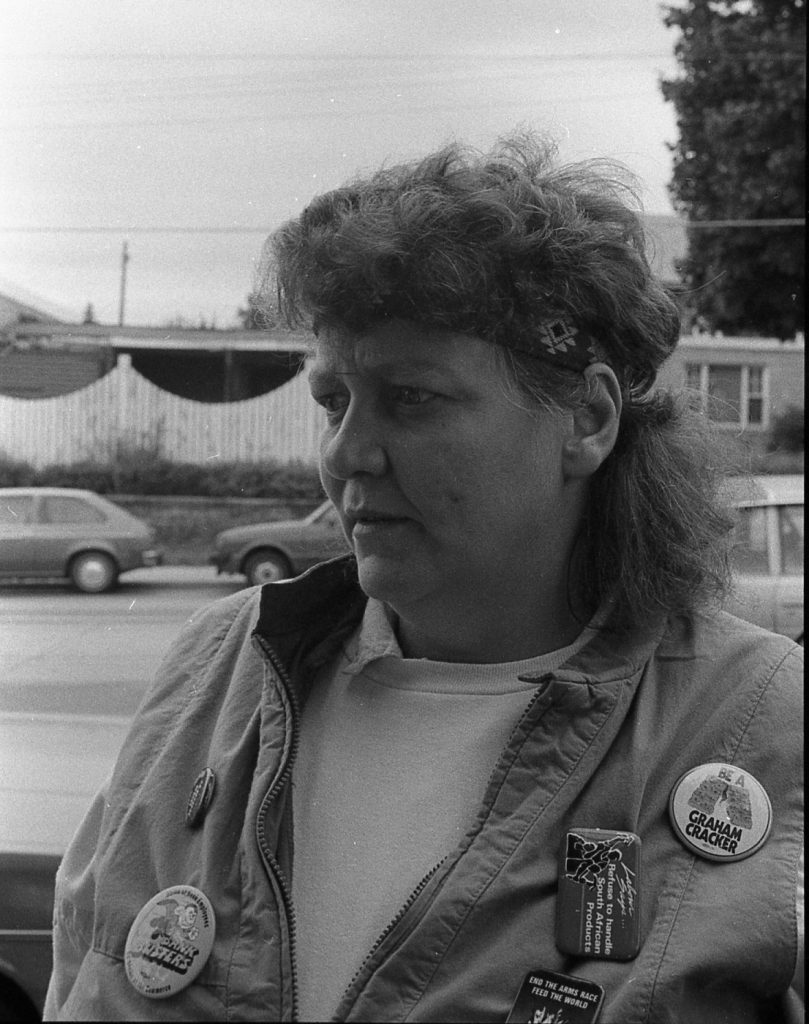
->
(243, 549), (293, 586)
(69, 551), (119, 593)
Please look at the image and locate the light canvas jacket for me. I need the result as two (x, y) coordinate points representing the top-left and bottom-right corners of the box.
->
(45, 556), (804, 1023)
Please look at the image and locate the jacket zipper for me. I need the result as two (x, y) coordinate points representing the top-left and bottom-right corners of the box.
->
(479, 677), (552, 795)
(337, 678), (554, 1018)
(339, 856), (448, 1008)
(253, 634), (301, 1022)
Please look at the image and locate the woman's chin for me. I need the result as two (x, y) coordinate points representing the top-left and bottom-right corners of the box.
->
(355, 552), (430, 608)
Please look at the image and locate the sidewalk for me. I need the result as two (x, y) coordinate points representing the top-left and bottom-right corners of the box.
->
(120, 565), (243, 586)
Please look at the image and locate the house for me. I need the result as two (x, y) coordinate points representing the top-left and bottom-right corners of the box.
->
(640, 220), (804, 452)
(0, 296), (321, 467)
(0, 320), (310, 403)
(656, 333), (805, 452)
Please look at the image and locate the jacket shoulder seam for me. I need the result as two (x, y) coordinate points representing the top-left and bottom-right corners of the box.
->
(728, 644), (802, 763)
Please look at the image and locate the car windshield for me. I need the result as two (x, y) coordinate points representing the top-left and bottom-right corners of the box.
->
(41, 496), (107, 524)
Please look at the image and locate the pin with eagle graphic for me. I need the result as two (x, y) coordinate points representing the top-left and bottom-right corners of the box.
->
(125, 885), (216, 998)
(669, 762), (772, 862)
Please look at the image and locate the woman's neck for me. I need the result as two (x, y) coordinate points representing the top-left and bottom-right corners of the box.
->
(392, 591), (585, 663)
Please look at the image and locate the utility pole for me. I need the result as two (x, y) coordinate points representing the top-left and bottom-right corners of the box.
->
(118, 240), (130, 326)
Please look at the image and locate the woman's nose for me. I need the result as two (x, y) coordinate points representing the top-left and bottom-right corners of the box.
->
(320, 405), (388, 480)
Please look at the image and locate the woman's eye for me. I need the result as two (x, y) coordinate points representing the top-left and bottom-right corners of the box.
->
(392, 386), (434, 406)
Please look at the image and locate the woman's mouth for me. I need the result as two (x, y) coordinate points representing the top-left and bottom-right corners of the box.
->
(349, 512), (411, 537)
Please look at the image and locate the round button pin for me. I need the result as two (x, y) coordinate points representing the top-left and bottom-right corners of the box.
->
(669, 762), (772, 862)
(125, 885), (215, 999)
(186, 767), (216, 828)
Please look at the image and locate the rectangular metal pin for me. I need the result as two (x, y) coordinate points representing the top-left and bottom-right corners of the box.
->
(556, 828), (642, 961)
(506, 968), (604, 1023)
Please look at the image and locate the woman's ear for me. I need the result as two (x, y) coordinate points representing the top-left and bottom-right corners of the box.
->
(562, 363), (622, 480)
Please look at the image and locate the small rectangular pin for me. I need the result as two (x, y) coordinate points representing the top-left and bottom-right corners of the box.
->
(506, 968), (604, 1023)
(556, 828), (642, 961)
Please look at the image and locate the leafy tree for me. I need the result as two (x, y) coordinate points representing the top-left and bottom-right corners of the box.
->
(661, 0), (805, 338)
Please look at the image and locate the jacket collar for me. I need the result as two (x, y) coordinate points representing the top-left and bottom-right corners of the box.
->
(253, 554), (368, 684)
(253, 553), (674, 688)
(526, 613), (672, 685)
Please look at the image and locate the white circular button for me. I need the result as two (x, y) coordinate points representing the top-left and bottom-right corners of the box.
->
(125, 885), (216, 998)
(669, 762), (772, 862)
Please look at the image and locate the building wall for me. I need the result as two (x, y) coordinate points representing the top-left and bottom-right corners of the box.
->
(0, 348), (115, 399)
(0, 354), (325, 467)
(656, 335), (805, 449)
(3, 323), (313, 401)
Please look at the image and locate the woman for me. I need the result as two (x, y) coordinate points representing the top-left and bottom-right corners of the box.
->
(46, 134), (802, 1023)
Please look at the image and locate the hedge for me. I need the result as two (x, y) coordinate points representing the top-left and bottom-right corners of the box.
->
(0, 451), (324, 500)
(0, 438), (801, 500)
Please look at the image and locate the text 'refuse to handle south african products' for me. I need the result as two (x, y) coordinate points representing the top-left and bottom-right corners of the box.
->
(555, 828), (642, 961)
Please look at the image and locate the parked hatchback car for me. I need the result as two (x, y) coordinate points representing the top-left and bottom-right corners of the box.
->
(724, 474), (803, 643)
(0, 487), (162, 593)
(210, 499), (349, 585)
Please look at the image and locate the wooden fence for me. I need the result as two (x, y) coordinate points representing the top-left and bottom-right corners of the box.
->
(0, 354), (325, 467)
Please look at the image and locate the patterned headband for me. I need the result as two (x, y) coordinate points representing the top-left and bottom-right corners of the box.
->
(501, 319), (610, 374)
(313, 312), (610, 374)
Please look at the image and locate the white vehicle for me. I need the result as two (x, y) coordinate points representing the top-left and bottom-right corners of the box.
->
(724, 474), (803, 643)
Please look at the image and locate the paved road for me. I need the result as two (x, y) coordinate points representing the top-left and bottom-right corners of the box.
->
(0, 566), (245, 716)
(0, 567), (247, 853)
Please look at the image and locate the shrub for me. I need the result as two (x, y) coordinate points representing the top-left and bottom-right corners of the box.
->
(0, 449), (323, 499)
(36, 459), (115, 492)
(0, 454), (37, 486)
(767, 405), (805, 453)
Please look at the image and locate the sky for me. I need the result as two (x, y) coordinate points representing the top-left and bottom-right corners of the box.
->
(0, 0), (682, 327)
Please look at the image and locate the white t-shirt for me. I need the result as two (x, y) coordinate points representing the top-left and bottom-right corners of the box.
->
(291, 599), (593, 1022)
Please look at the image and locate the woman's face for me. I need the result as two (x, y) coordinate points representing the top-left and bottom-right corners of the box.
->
(309, 319), (586, 652)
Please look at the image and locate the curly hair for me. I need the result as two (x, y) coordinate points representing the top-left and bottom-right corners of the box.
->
(263, 132), (734, 633)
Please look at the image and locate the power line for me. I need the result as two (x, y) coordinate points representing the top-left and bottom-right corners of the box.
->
(0, 226), (273, 234)
(684, 219), (805, 228)
(0, 219), (803, 234)
(0, 50), (676, 63)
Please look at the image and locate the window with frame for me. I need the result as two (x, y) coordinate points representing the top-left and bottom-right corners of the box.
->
(41, 496), (107, 524)
(747, 366), (764, 426)
(685, 362), (767, 428)
(0, 495), (34, 524)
